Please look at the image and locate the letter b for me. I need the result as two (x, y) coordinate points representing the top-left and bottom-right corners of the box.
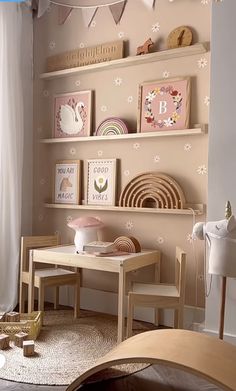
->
(159, 101), (167, 114)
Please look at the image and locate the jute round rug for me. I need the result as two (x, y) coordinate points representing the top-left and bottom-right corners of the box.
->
(0, 310), (150, 386)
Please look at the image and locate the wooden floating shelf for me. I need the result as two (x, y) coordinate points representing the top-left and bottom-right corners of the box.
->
(40, 126), (207, 144)
(40, 43), (208, 80)
(44, 203), (205, 215)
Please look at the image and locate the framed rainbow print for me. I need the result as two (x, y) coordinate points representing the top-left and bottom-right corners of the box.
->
(137, 77), (190, 132)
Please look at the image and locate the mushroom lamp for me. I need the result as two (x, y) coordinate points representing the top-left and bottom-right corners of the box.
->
(67, 216), (104, 252)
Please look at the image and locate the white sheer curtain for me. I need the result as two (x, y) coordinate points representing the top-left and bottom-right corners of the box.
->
(0, 3), (24, 312)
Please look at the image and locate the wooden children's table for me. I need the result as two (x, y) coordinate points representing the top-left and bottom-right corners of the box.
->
(28, 245), (161, 343)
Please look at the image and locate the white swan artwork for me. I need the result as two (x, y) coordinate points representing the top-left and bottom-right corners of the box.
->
(59, 102), (84, 135)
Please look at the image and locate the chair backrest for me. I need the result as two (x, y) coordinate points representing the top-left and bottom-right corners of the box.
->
(20, 235), (60, 273)
(175, 247), (186, 302)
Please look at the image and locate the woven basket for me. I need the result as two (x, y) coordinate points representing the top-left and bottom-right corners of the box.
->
(0, 311), (43, 341)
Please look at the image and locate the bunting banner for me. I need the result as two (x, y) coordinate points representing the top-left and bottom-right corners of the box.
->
(142, 0), (155, 9)
(81, 6), (98, 27)
(58, 5), (73, 25)
(37, 0), (155, 25)
(109, 0), (127, 24)
(37, 0), (50, 17)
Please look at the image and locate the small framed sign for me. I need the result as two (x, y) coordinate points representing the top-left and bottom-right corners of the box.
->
(53, 90), (92, 138)
(86, 159), (117, 206)
(54, 160), (81, 204)
(137, 77), (190, 132)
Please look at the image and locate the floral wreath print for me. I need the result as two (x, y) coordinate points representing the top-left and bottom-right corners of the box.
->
(144, 85), (182, 128)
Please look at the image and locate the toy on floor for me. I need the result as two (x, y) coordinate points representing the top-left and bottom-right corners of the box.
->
(0, 334), (10, 350)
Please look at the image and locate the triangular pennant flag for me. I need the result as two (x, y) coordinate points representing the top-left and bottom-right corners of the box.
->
(109, 0), (127, 24)
(58, 5), (73, 25)
(81, 7), (98, 28)
(37, 0), (50, 18)
(142, 0), (155, 10)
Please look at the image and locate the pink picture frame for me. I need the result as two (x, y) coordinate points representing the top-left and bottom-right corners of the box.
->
(137, 77), (190, 132)
(53, 90), (92, 138)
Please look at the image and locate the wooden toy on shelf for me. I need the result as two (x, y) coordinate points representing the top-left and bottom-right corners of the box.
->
(0, 333), (10, 350)
(14, 331), (28, 348)
(5, 312), (20, 322)
(23, 340), (35, 357)
(114, 236), (141, 253)
(136, 38), (154, 55)
(95, 117), (128, 136)
(119, 172), (186, 209)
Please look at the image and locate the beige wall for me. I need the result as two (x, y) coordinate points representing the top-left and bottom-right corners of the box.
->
(33, 0), (211, 308)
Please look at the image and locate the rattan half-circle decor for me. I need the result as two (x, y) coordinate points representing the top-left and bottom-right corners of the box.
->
(95, 117), (128, 136)
(114, 236), (141, 253)
(119, 172), (186, 209)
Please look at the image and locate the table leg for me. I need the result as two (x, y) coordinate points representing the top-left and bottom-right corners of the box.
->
(154, 258), (161, 326)
(118, 265), (126, 344)
(28, 250), (35, 313)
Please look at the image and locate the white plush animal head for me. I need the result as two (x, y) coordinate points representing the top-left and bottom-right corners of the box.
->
(193, 215), (236, 241)
(192, 215), (236, 277)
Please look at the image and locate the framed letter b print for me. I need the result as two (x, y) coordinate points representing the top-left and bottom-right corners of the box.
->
(138, 77), (190, 132)
(54, 160), (81, 204)
(86, 159), (117, 206)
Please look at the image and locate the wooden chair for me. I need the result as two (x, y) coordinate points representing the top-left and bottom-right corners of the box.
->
(19, 235), (80, 317)
(127, 246), (186, 337)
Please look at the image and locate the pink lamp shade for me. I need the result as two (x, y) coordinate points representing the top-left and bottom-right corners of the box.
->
(67, 216), (104, 252)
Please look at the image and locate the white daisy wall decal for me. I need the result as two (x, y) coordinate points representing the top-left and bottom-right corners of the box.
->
(79, 42), (85, 48)
(40, 178), (46, 185)
(204, 96), (210, 106)
(197, 164), (207, 175)
(152, 22), (160, 32)
(198, 57), (208, 68)
(163, 71), (170, 79)
(114, 77), (122, 86)
(49, 41), (56, 50)
(184, 143), (192, 152)
(133, 142), (140, 150)
(157, 236), (164, 244)
(43, 90), (49, 97)
(118, 31), (124, 39)
(97, 150), (103, 157)
(126, 221), (133, 230)
(127, 96), (133, 103)
(124, 170), (130, 176)
(75, 80), (81, 87)
(70, 147), (76, 155)
(154, 155), (161, 163)
(66, 215), (73, 223)
(187, 233), (195, 243)
(101, 105), (107, 112)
